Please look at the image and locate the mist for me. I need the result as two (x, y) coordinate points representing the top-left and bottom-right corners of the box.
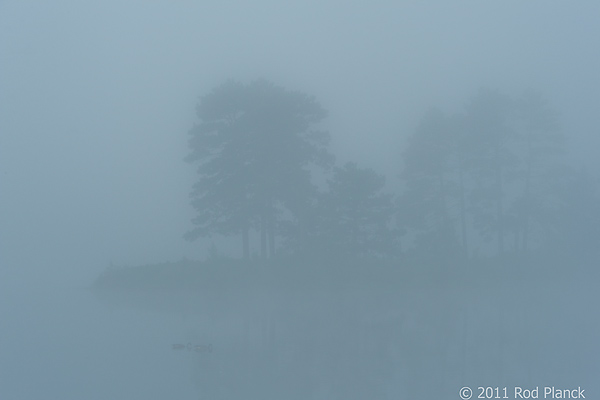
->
(1, 1), (599, 399)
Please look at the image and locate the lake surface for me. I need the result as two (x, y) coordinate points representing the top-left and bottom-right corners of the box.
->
(1, 262), (598, 399)
(0, 282), (198, 399)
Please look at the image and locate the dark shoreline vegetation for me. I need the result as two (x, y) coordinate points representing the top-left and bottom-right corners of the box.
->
(90, 251), (591, 314)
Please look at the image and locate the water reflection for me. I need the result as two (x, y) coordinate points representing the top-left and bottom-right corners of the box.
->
(7, 263), (593, 399)
(0, 285), (197, 400)
(99, 265), (596, 399)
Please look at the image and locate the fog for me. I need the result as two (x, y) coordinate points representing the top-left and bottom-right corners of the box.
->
(1, 1), (599, 399)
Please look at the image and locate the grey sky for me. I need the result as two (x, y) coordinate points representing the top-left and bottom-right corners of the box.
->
(1, 1), (599, 285)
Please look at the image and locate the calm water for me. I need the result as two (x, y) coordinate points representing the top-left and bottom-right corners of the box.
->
(0, 281), (198, 400)
(1, 263), (598, 399)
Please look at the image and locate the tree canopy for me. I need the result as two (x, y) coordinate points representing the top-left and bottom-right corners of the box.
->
(183, 81), (590, 263)
(185, 80), (332, 259)
(399, 88), (568, 259)
(313, 162), (396, 259)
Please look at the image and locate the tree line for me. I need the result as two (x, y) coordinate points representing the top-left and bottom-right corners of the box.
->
(185, 79), (600, 262)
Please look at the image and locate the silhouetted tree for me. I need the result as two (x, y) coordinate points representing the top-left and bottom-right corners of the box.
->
(398, 108), (466, 258)
(510, 89), (564, 253)
(543, 167), (600, 259)
(185, 80), (332, 259)
(315, 162), (397, 258)
(463, 88), (567, 257)
(463, 88), (517, 257)
(399, 89), (565, 259)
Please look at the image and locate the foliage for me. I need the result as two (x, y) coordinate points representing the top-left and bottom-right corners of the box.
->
(544, 167), (600, 257)
(185, 80), (332, 259)
(315, 162), (397, 258)
(399, 88), (567, 259)
(182, 81), (576, 263)
(399, 108), (466, 258)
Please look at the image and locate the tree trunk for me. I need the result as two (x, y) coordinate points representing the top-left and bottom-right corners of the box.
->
(458, 166), (468, 259)
(268, 212), (275, 259)
(261, 214), (267, 259)
(495, 158), (505, 258)
(522, 132), (533, 254)
(242, 221), (249, 260)
(438, 170), (448, 229)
